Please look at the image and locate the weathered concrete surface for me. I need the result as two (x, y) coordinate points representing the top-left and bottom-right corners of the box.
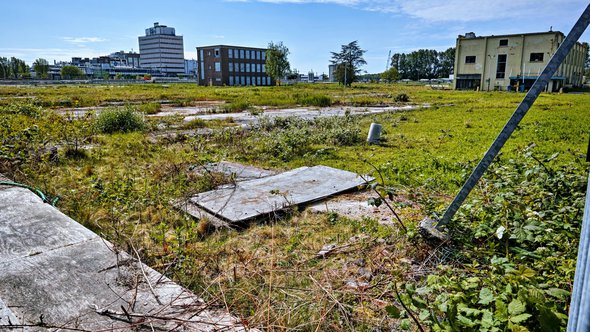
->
(183, 104), (425, 127)
(0, 184), (249, 331)
(190, 165), (372, 223)
(308, 191), (413, 226)
(199, 161), (277, 182)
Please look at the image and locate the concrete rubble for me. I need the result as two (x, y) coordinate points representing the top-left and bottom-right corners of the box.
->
(187, 165), (373, 223)
(0, 178), (251, 331)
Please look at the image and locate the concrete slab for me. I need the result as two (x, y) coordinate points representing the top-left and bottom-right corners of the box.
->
(183, 104), (426, 127)
(190, 165), (372, 223)
(0, 182), (249, 331)
(200, 161), (277, 182)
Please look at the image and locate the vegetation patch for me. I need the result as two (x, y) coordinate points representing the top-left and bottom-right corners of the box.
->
(0, 83), (588, 330)
(95, 106), (145, 134)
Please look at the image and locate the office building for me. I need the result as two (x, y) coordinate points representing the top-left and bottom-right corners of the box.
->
(139, 22), (185, 76)
(454, 31), (588, 91)
(197, 45), (273, 86)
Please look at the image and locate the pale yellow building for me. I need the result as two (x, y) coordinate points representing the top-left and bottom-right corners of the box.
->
(454, 31), (587, 91)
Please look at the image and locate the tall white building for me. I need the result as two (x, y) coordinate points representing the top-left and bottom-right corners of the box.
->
(138, 22), (184, 76)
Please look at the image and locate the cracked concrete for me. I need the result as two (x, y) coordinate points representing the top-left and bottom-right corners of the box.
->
(0, 180), (250, 331)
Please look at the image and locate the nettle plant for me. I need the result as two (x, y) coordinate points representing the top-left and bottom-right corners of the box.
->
(400, 149), (587, 331)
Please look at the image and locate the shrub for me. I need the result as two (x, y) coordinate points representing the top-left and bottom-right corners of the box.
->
(222, 101), (250, 113)
(394, 93), (410, 102)
(95, 107), (145, 134)
(136, 102), (161, 115)
(183, 118), (207, 129)
(298, 94), (332, 107)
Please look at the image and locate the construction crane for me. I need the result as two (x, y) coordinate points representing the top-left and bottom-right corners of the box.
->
(385, 50), (391, 71)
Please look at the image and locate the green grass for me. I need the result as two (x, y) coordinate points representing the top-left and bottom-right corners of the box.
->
(1, 83), (589, 330)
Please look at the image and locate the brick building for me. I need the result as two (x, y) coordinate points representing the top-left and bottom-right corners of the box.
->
(197, 45), (273, 86)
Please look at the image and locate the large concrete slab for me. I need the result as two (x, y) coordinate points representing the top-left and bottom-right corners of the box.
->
(183, 104), (425, 127)
(199, 161), (277, 182)
(0, 183), (249, 331)
(190, 165), (372, 223)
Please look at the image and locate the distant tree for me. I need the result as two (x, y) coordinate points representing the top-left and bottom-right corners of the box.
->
(330, 40), (366, 86)
(437, 47), (456, 78)
(390, 48), (454, 80)
(381, 67), (400, 83)
(9, 57), (28, 79)
(266, 41), (290, 86)
(61, 65), (85, 80)
(33, 58), (50, 79)
(0, 57), (10, 79)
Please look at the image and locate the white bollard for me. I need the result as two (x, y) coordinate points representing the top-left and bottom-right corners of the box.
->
(367, 123), (382, 144)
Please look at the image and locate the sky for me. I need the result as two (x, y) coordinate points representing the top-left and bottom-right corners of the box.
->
(1, 0), (590, 74)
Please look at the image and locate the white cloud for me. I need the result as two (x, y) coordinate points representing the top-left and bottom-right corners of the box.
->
(62, 37), (108, 44)
(229, 0), (587, 23)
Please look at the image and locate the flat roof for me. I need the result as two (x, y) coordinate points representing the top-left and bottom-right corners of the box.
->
(196, 44), (267, 51)
(458, 31), (565, 40)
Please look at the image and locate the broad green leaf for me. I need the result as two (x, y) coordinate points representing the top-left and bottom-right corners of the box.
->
(508, 299), (526, 315)
(419, 309), (430, 321)
(411, 296), (428, 309)
(539, 306), (562, 332)
(385, 305), (401, 318)
(400, 319), (411, 330)
(495, 299), (508, 321)
(481, 309), (494, 328)
(457, 314), (476, 326)
(510, 313), (532, 324)
(478, 287), (494, 305)
(545, 288), (570, 300)
(459, 306), (481, 317)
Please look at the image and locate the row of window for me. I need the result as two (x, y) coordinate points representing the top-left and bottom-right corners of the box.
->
(227, 49), (266, 61)
(465, 52), (545, 65)
(228, 62), (265, 73)
(228, 76), (271, 86)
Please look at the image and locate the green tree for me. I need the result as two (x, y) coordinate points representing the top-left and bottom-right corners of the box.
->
(437, 47), (456, 78)
(33, 58), (50, 79)
(0, 57), (11, 79)
(61, 65), (85, 80)
(330, 41), (366, 86)
(266, 41), (290, 86)
(9, 57), (28, 79)
(381, 67), (400, 83)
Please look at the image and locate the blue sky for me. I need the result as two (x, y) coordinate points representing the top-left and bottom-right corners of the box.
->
(1, 0), (589, 74)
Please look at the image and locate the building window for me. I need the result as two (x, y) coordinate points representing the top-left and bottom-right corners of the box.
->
(262, 64), (266, 73)
(496, 54), (507, 79)
(229, 49), (233, 58)
(257, 76), (261, 85)
(240, 50), (244, 59)
(465, 56), (476, 64)
(499, 39), (508, 47)
(214, 49), (220, 58)
(215, 62), (221, 72)
(246, 63), (251, 73)
(229, 62), (233, 72)
(229, 76), (234, 85)
(262, 51), (266, 60)
(530, 52), (544, 62)
(240, 76), (245, 85)
(240, 63), (245, 72)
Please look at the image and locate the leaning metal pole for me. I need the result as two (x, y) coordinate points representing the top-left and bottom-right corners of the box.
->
(568, 171), (590, 331)
(437, 4), (590, 226)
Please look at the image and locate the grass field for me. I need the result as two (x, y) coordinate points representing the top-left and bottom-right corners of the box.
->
(1, 82), (589, 330)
